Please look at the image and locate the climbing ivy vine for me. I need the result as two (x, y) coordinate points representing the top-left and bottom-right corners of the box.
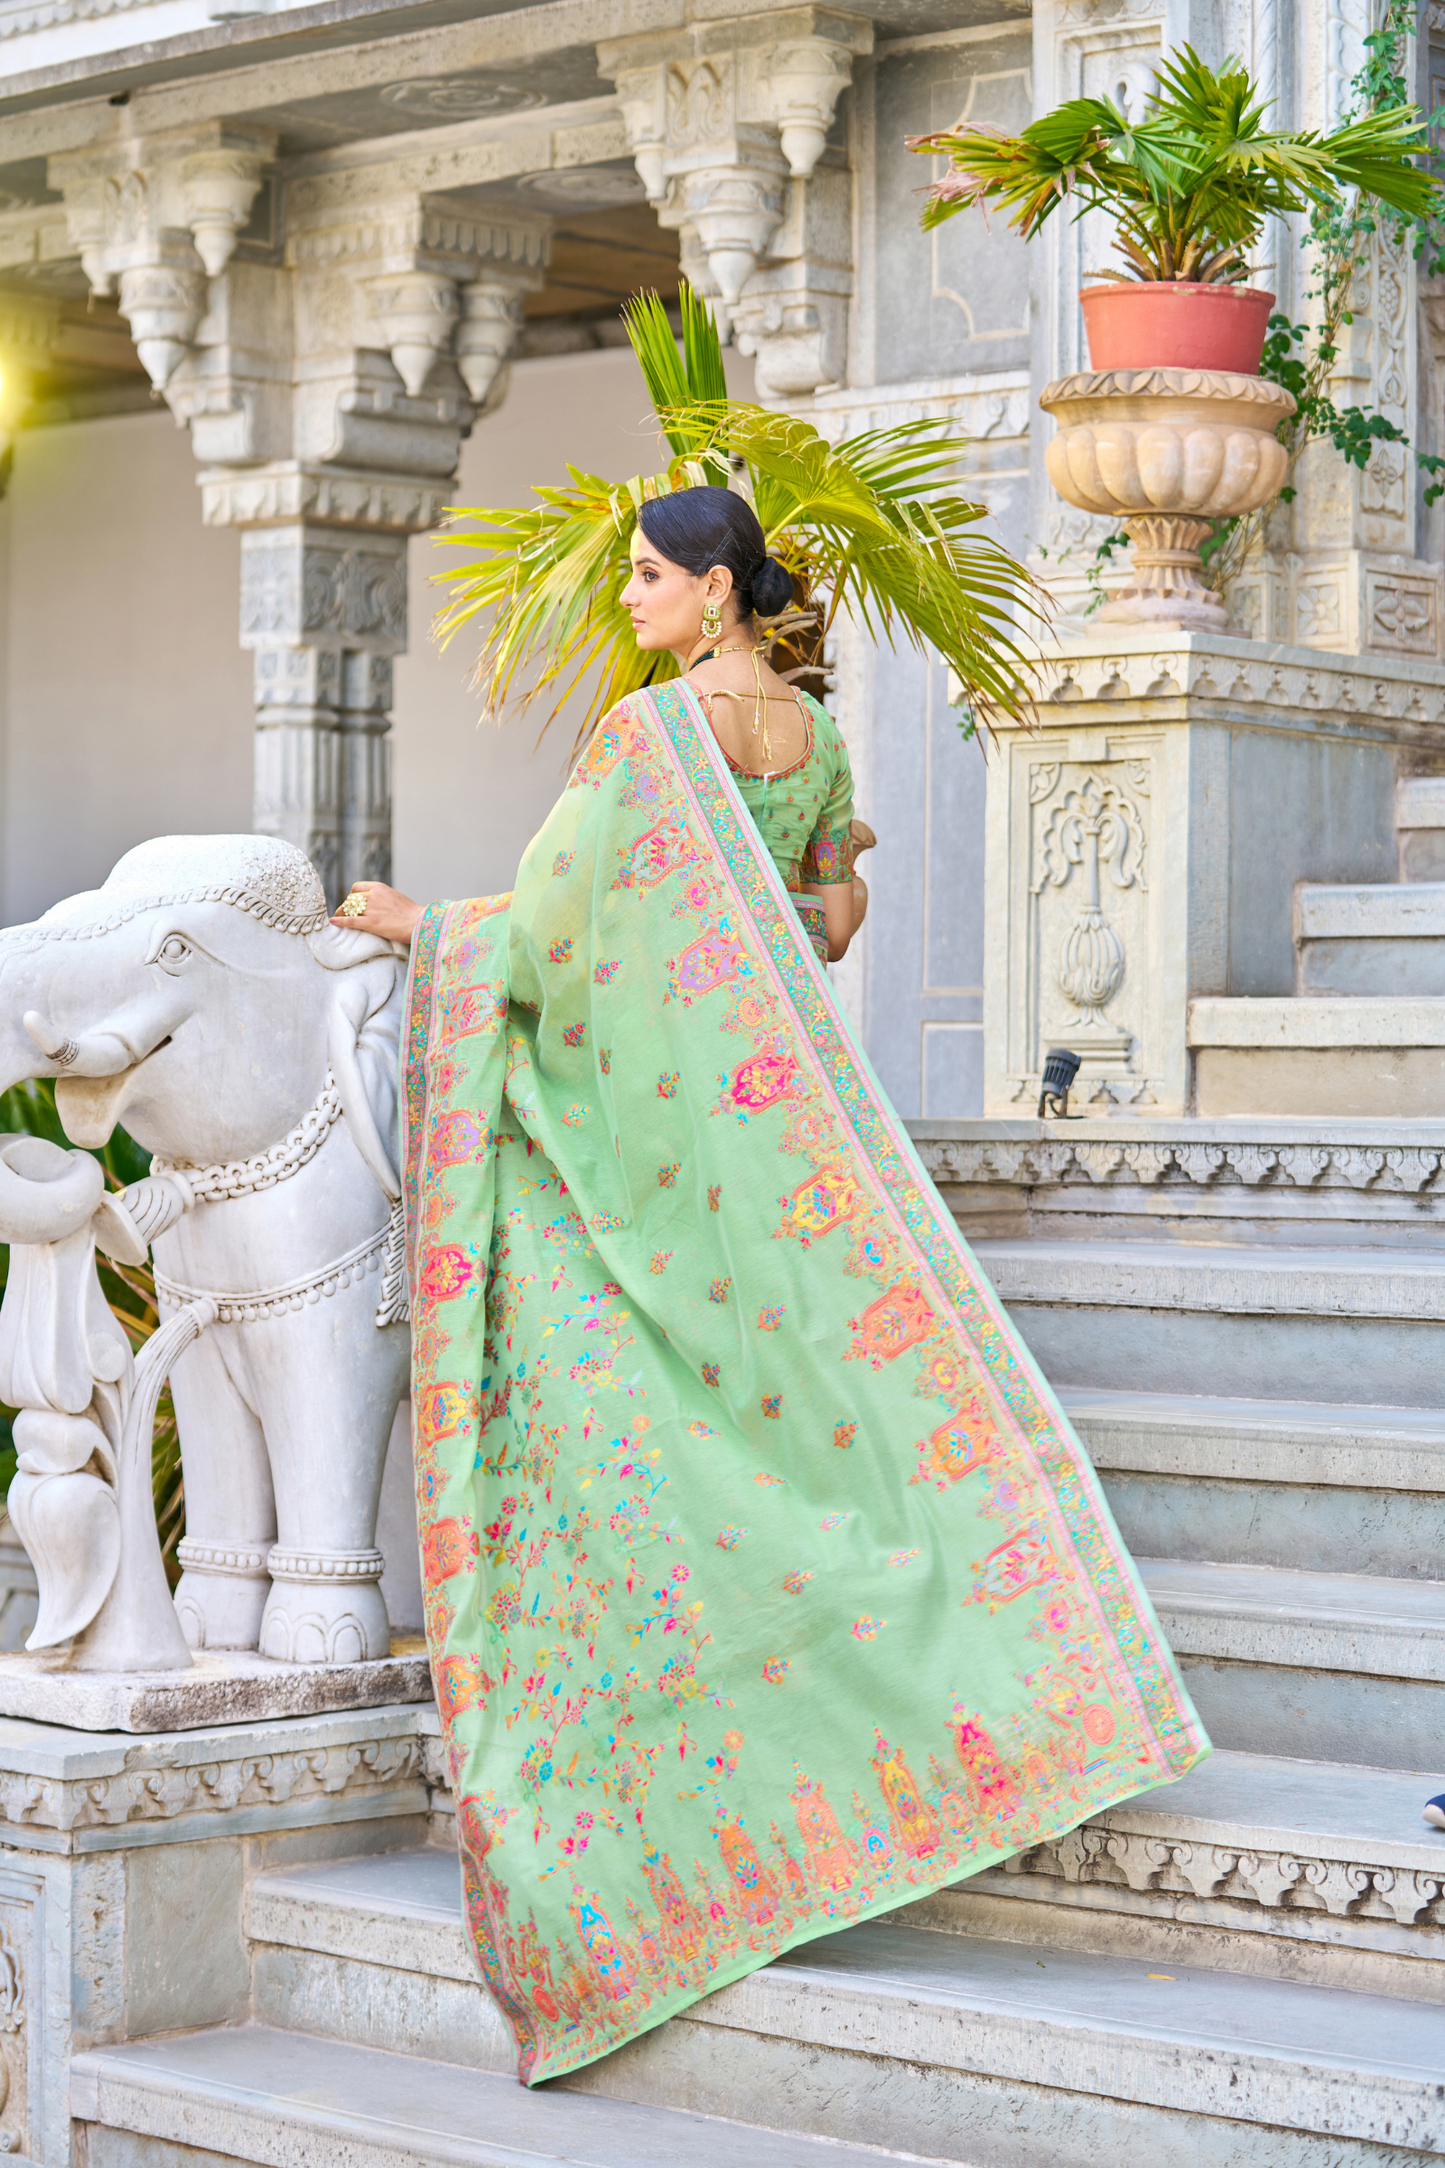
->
(1204, 0), (1445, 596)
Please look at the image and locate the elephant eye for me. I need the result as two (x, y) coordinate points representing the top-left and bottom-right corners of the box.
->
(155, 935), (192, 972)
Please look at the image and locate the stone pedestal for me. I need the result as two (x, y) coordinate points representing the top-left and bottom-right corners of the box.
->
(0, 1702), (443, 2166)
(982, 630), (1445, 1117)
(0, 1642), (431, 1736)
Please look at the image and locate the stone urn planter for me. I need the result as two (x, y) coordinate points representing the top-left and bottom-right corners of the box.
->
(1041, 366), (1295, 634)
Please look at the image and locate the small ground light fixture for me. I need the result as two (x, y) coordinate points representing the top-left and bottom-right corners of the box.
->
(1037, 1047), (1083, 1119)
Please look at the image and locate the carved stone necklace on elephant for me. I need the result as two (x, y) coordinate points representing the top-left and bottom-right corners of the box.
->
(0, 835), (413, 1668)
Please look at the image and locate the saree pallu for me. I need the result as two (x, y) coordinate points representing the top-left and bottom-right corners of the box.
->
(402, 682), (1209, 2086)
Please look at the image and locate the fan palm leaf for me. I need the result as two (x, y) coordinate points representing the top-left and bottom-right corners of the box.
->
(913, 45), (1438, 282)
(433, 286), (1044, 742)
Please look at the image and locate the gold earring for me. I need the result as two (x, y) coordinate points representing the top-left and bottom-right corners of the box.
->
(701, 599), (723, 641)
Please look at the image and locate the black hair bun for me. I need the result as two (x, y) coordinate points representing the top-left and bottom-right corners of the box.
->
(751, 555), (794, 617)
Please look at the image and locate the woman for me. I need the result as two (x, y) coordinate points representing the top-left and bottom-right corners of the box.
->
(336, 488), (1207, 2087)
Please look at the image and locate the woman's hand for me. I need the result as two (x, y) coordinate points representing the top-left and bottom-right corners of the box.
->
(330, 883), (424, 945)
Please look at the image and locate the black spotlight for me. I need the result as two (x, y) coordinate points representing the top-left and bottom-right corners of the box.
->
(1037, 1047), (1082, 1119)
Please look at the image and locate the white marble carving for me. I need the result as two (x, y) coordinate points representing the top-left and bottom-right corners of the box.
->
(983, 630), (1445, 1115)
(0, 835), (411, 1670)
(598, 9), (871, 396)
(0, 1137), (201, 1673)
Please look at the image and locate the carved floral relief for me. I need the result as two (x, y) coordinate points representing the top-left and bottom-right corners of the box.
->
(1022, 761), (1154, 1104)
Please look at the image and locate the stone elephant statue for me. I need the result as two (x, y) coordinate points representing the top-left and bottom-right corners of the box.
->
(0, 834), (411, 1665)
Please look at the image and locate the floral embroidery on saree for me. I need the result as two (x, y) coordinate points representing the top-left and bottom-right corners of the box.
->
(401, 682), (1208, 2088)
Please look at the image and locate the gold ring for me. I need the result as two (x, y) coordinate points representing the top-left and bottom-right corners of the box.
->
(335, 891), (369, 919)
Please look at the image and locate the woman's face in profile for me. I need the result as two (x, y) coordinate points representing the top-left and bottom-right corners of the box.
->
(621, 530), (728, 653)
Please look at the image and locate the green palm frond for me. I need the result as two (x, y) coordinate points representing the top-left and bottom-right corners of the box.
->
(912, 44), (1438, 282)
(434, 286), (1044, 743)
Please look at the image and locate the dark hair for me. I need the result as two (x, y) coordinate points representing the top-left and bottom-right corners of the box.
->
(637, 486), (794, 619)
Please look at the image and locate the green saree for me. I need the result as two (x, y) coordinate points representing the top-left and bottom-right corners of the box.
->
(402, 681), (1208, 2086)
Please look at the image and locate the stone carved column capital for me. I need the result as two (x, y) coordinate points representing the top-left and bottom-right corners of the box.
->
(198, 462), (451, 536)
(599, 8), (868, 386)
(285, 192), (548, 409)
(50, 124), (276, 387)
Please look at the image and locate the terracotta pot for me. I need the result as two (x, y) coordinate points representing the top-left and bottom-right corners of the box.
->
(1080, 282), (1275, 374)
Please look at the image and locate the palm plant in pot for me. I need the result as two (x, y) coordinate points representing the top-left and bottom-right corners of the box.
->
(434, 282), (1044, 739)
(911, 45), (1436, 375)
(911, 46), (1439, 633)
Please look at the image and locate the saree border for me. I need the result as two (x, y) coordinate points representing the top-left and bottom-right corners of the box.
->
(401, 902), (447, 1282)
(644, 682), (1205, 1777)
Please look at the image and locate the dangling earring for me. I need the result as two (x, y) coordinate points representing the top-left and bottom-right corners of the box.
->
(701, 598), (723, 642)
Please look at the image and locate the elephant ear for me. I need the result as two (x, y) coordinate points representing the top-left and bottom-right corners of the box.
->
(306, 931), (405, 1203)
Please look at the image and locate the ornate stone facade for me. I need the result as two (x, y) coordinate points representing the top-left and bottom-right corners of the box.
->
(980, 629), (1445, 1115)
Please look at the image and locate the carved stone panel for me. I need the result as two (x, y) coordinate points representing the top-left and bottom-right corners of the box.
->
(1366, 567), (1439, 657)
(0, 1873), (40, 2163)
(1023, 757), (1157, 1105)
(872, 31), (1032, 384)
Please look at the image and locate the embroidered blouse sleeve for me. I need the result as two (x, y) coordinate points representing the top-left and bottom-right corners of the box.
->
(799, 723), (855, 886)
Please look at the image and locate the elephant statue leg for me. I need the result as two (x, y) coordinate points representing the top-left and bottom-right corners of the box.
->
(168, 1333), (276, 1652)
(239, 1298), (408, 1665)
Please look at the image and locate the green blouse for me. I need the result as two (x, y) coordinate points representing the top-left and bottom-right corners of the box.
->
(723, 691), (855, 893)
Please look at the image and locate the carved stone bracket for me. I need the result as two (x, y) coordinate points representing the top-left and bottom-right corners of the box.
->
(285, 195), (549, 412)
(52, 160), (546, 899)
(51, 124), (277, 389)
(599, 7), (870, 398)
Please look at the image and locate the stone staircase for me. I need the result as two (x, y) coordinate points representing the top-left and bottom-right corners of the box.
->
(71, 1734), (1445, 2167)
(70, 1205), (1445, 2168)
(1296, 776), (1445, 997)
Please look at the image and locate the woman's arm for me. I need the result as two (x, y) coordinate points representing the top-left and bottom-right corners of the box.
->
(799, 881), (854, 962)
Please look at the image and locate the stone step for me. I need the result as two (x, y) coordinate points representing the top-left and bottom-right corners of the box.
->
(1395, 777), (1445, 882)
(70, 2025), (907, 2168)
(1063, 1389), (1445, 1577)
(235, 1871), (1445, 2165)
(1140, 1559), (1445, 1770)
(941, 1746), (1445, 2003)
(1295, 882), (1445, 997)
(247, 1750), (1445, 2041)
(1184, 997), (1445, 1120)
(977, 1236), (1445, 1407)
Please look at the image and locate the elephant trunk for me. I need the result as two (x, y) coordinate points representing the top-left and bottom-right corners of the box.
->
(0, 932), (66, 1094)
(23, 986), (191, 1080)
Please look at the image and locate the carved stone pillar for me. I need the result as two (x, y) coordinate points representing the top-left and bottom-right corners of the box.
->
(599, 8), (871, 401)
(202, 483), (446, 905)
(1227, 0), (1442, 657)
(984, 630), (1441, 1116)
(51, 132), (550, 891)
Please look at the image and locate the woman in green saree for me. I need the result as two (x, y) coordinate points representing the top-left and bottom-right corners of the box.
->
(335, 487), (1208, 2088)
